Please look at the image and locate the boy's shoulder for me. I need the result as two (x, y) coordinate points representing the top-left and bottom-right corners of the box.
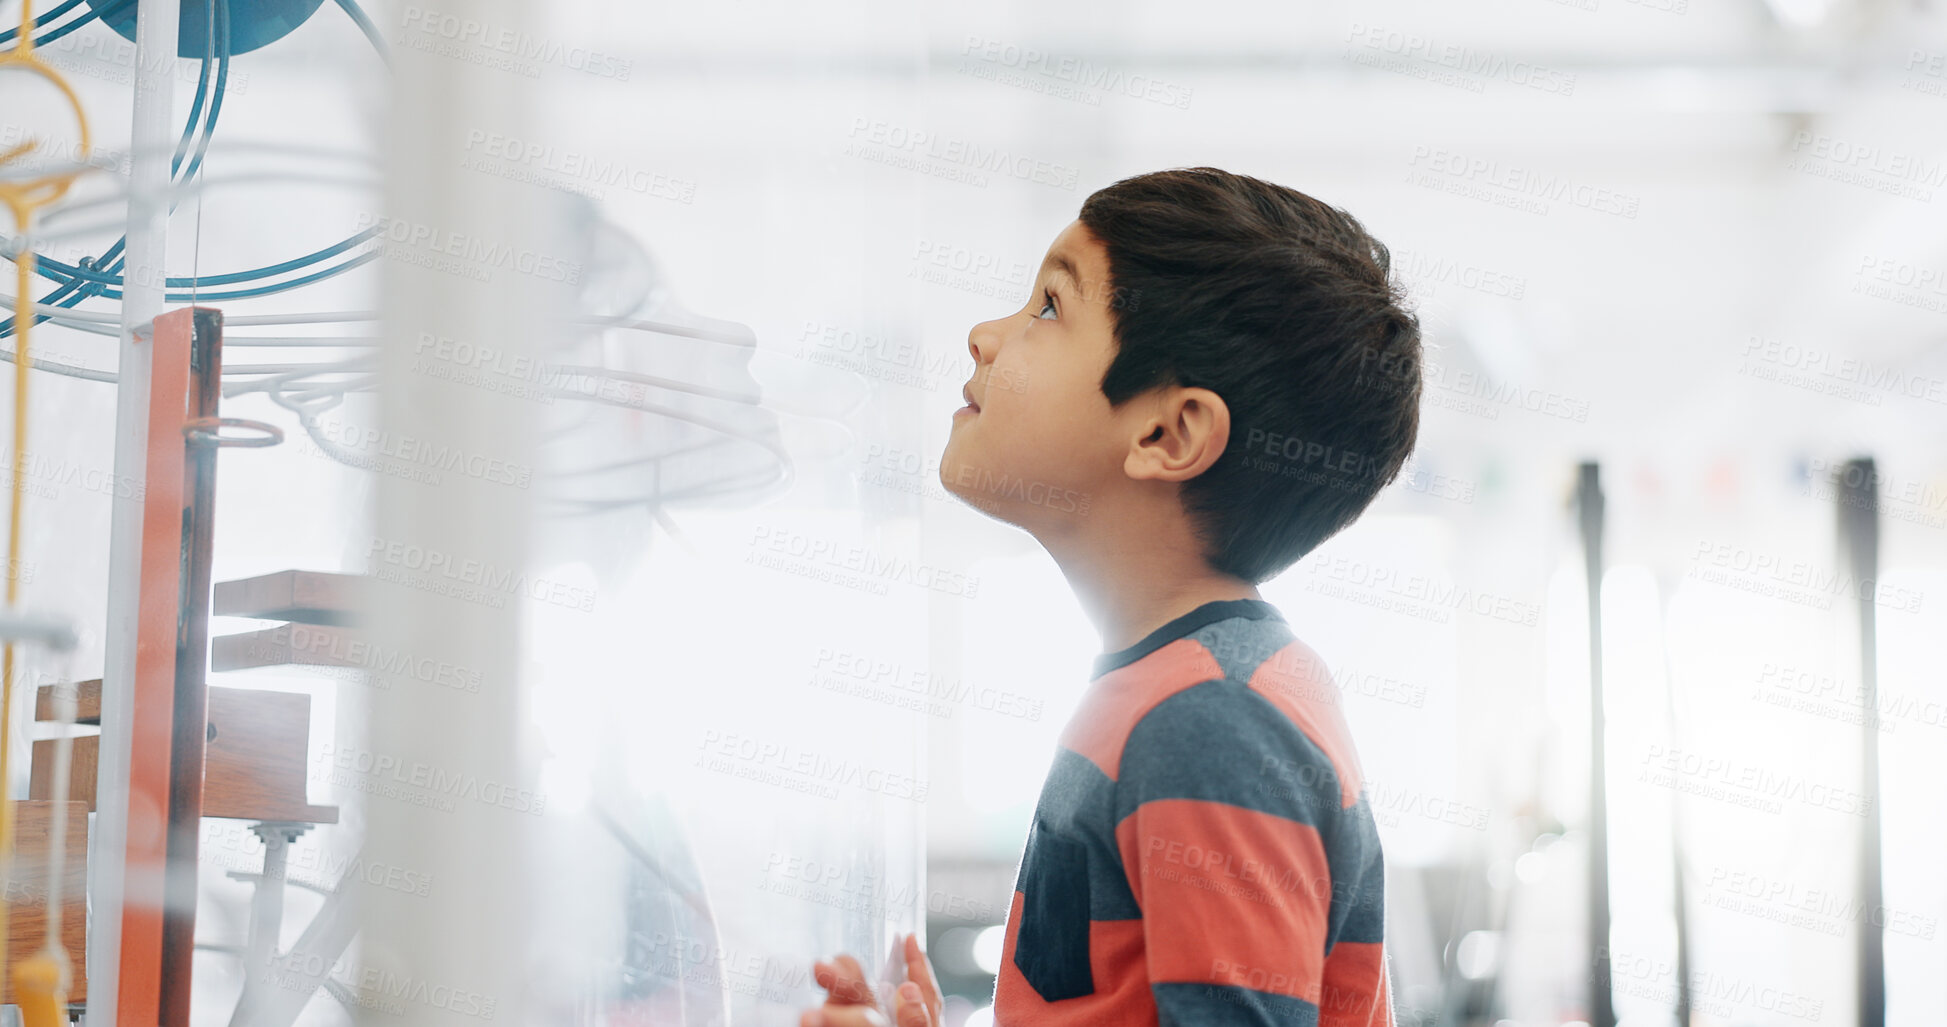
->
(1062, 603), (1368, 813)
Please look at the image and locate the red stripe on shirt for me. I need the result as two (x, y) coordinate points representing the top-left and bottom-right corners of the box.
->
(1113, 797), (1332, 1004)
(1319, 941), (1390, 1027)
(1061, 640), (1224, 782)
(1247, 640), (1364, 808)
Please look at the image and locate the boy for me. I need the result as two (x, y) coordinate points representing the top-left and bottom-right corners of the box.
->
(804, 167), (1421, 1027)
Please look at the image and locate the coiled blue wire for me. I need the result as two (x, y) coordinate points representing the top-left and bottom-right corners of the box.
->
(2, 0), (389, 335)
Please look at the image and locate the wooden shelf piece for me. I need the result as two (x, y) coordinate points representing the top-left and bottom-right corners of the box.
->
(31, 688), (338, 825)
(210, 623), (366, 674)
(34, 678), (102, 725)
(201, 687), (339, 824)
(213, 570), (366, 626)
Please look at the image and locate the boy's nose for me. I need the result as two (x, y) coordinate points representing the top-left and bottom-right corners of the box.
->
(967, 317), (1005, 365)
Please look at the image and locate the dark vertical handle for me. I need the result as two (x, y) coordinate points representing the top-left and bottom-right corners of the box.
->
(1575, 462), (1614, 1027)
(1837, 456), (1883, 1027)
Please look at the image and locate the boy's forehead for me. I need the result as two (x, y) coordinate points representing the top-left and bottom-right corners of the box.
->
(1042, 220), (1108, 281)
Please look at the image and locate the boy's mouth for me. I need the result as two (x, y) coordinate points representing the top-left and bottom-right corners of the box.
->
(960, 384), (982, 413)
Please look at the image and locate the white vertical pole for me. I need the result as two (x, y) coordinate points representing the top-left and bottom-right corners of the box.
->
(358, 0), (551, 1020)
(92, 0), (180, 1019)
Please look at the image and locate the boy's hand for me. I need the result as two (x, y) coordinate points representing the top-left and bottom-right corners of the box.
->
(802, 932), (943, 1027)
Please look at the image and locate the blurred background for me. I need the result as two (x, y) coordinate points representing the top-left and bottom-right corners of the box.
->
(3, 0), (1946, 1024)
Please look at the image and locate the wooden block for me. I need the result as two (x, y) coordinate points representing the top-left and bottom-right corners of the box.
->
(31, 735), (99, 812)
(210, 623), (368, 674)
(31, 690), (336, 825)
(203, 687), (338, 824)
(2, 800), (89, 1004)
(213, 570), (366, 626)
(35, 679), (102, 724)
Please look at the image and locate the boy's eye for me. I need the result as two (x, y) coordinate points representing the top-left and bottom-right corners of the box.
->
(1035, 289), (1058, 321)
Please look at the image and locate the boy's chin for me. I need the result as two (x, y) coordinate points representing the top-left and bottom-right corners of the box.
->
(939, 459), (1017, 523)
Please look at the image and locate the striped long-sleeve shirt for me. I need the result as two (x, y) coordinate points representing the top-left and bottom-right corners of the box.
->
(994, 598), (1392, 1027)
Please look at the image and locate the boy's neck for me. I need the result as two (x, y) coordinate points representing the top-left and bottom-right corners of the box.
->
(1088, 580), (1265, 656)
(1034, 480), (1264, 656)
(1048, 536), (1264, 655)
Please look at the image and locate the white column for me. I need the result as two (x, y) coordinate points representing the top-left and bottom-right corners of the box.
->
(90, 0), (180, 1020)
(356, 0), (559, 1022)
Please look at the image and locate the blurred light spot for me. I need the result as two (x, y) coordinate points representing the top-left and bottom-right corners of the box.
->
(971, 925), (1005, 975)
(1764, 0), (1830, 27)
(965, 1005), (995, 1027)
(936, 926), (980, 976)
(1455, 929), (1500, 980)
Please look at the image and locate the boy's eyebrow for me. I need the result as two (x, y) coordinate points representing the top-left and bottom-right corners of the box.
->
(1041, 251), (1081, 288)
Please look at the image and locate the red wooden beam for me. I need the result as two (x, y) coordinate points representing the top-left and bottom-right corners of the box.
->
(117, 306), (217, 1027)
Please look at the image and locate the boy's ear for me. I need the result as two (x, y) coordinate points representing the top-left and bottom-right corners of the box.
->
(1125, 387), (1231, 483)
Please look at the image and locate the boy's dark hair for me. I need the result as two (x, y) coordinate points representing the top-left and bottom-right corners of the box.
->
(1078, 167), (1422, 584)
